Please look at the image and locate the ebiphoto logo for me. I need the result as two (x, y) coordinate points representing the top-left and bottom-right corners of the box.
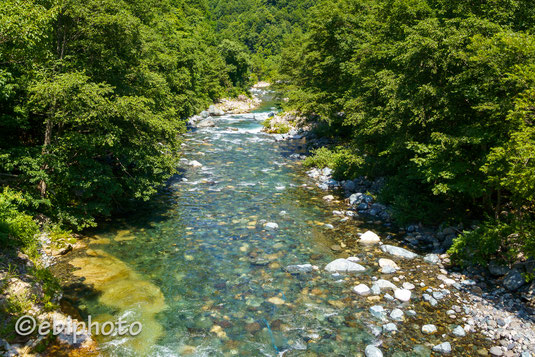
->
(15, 315), (142, 343)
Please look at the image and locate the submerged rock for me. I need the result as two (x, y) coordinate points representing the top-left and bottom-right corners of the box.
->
(394, 288), (411, 302)
(369, 305), (386, 320)
(285, 264), (316, 274)
(379, 258), (399, 273)
(264, 222), (279, 230)
(383, 323), (398, 333)
(452, 325), (466, 337)
(390, 308), (404, 321)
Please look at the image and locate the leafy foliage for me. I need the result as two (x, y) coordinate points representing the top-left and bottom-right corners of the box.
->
(282, 0), (535, 264)
(0, 0), (247, 229)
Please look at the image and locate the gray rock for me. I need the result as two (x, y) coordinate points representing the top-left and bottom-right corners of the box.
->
(395, 289), (412, 302)
(378, 258), (399, 272)
(365, 345), (383, 357)
(433, 291), (446, 300)
(422, 324), (437, 334)
(208, 105), (224, 116)
(490, 346), (503, 356)
(503, 269), (527, 291)
(375, 279), (398, 292)
(369, 305), (386, 320)
(390, 308), (404, 321)
(432, 342), (452, 354)
(424, 254), (440, 264)
(402, 282), (415, 290)
(452, 325), (466, 337)
(357, 202), (369, 210)
(353, 284), (371, 296)
(489, 260), (509, 277)
(343, 180), (356, 192)
(380, 245), (419, 259)
(383, 323), (398, 333)
(349, 193), (364, 205)
(197, 117), (216, 128)
(371, 284), (381, 295)
(325, 258), (366, 273)
(285, 264), (316, 274)
(423, 294), (438, 306)
(360, 231), (381, 245)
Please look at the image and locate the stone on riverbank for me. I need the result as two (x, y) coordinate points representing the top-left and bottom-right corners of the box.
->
(379, 258), (399, 273)
(394, 288), (411, 302)
(353, 284), (371, 296)
(432, 342), (452, 354)
(422, 324), (437, 334)
(325, 258), (366, 273)
(365, 345), (383, 357)
(359, 231), (381, 245)
(380, 245), (419, 259)
(503, 269), (526, 291)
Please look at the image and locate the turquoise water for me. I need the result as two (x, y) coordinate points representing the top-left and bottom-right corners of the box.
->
(73, 96), (376, 356)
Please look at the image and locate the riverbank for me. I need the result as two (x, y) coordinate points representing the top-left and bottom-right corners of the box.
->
(260, 110), (535, 356)
(0, 233), (97, 356)
(11, 90), (533, 356)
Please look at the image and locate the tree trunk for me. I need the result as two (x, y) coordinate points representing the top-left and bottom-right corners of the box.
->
(38, 119), (53, 197)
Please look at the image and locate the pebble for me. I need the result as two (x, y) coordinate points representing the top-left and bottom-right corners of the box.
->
(402, 282), (415, 290)
(394, 288), (411, 302)
(432, 342), (452, 354)
(353, 284), (371, 296)
(370, 305), (386, 320)
(360, 231), (381, 244)
(383, 323), (398, 333)
(325, 258), (366, 273)
(422, 324), (437, 334)
(390, 308), (404, 321)
(365, 345), (383, 357)
(452, 325), (466, 337)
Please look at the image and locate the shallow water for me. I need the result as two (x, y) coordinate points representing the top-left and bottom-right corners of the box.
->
(66, 94), (488, 356)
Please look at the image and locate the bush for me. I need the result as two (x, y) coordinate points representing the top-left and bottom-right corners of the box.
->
(448, 216), (535, 266)
(0, 188), (40, 256)
(303, 146), (363, 180)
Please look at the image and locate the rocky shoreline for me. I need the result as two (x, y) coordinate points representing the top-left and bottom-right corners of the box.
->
(0, 234), (96, 357)
(263, 111), (535, 356)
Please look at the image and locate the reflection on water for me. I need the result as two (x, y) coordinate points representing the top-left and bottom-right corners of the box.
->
(71, 94), (376, 356)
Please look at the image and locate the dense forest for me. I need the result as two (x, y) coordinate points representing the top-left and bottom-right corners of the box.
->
(2, 0), (535, 271)
(277, 0), (535, 265)
(0, 0), (253, 251)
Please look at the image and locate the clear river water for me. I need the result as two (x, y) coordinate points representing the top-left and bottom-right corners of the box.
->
(59, 92), (489, 356)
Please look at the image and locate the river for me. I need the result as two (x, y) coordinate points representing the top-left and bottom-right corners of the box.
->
(58, 92), (489, 356)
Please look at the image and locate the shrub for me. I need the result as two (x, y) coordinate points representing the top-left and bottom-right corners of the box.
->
(449, 216), (535, 266)
(303, 146), (363, 180)
(0, 188), (40, 256)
